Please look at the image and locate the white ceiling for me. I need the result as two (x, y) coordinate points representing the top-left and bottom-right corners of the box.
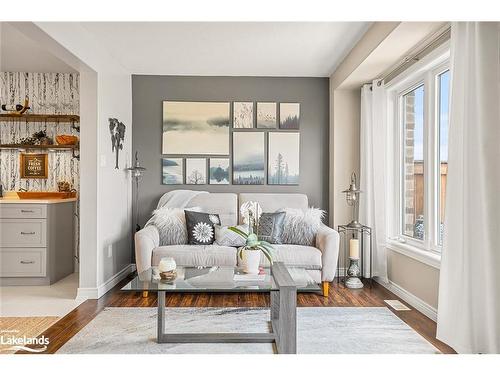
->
(0, 23), (76, 73)
(80, 22), (371, 76)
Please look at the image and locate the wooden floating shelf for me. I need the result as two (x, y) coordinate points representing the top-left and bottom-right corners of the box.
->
(0, 114), (80, 123)
(0, 144), (79, 151)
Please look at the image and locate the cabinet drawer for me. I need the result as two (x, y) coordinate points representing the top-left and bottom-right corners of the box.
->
(0, 248), (46, 277)
(0, 219), (46, 247)
(0, 204), (47, 219)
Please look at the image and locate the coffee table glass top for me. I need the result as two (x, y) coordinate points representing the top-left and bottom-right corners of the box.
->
(121, 265), (320, 293)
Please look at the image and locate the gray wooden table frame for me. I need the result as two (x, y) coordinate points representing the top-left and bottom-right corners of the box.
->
(156, 262), (297, 354)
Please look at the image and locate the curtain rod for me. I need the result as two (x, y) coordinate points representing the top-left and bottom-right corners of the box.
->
(377, 25), (451, 86)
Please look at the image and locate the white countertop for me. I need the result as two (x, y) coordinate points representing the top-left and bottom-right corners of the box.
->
(0, 197), (77, 204)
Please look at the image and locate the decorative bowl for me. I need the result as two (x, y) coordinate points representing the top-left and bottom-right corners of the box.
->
(159, 270), (177, 282)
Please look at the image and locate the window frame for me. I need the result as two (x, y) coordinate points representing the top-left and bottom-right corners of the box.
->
(385, 42), (450, 262)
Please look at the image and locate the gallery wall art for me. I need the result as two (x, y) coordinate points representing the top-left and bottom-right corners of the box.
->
(162, 101), (230, 155)
(209, 158), (230, 185)
(233, 102), (254, 128)
(257, 102), (277, 128)
(232, 132), (265, 185)
(268, 132), (300, 185)
(186, 158), (207, 185)
(160, 100), (301, 186)
(162, 158), (183, 184)
(279, 103), (300, 129)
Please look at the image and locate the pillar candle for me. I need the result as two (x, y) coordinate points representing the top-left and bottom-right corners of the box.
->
(349, 238), (360, 259)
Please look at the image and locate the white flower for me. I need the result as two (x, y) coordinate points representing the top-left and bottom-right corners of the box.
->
(193, 222), (213, 243)
(240, 201), (262, 225)
(208, 214), (220, 225)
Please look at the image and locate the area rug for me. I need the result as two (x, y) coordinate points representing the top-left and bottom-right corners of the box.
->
(0, 316), (59, 354)
(57, 307), (439, 354)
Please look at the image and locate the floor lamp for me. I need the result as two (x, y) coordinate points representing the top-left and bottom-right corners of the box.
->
(126, 151), (147, 232)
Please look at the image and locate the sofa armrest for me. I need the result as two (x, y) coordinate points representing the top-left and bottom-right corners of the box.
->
(315, 224), (340, 282)
(135, 225), (160, 274)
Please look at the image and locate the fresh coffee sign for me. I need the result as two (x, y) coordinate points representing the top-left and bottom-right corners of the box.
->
(20, 154), (48, 179)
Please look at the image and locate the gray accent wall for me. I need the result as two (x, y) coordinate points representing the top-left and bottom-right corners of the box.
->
(132, 75), (329, 225)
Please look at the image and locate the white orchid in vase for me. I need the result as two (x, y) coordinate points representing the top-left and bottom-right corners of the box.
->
(229, 201), (274, 274)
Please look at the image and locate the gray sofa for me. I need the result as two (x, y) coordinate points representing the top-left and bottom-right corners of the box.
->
(135, 192), (339, 296)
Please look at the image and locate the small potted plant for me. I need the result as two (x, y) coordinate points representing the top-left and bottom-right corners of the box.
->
(229, 203), (274, 274)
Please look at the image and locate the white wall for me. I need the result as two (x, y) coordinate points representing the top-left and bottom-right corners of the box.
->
(16, 22), (134, 298)
(330, 22), (443, 316)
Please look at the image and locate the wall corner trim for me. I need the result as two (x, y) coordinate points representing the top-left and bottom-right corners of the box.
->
(375, 277), (438, 322)
(76, 263), (136, 300)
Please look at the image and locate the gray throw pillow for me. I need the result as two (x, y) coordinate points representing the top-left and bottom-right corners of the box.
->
(185, 210), (221, 245)
(257, 212), (286, 244)
(215, 224), (248, 247)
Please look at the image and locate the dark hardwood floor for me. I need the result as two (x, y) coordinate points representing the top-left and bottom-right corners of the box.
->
(21, 275), (455, 354)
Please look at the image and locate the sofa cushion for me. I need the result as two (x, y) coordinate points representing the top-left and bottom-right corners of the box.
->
(238, 193), (308, 224)
(152, 245), (237, 267)
(187, 193), (238, 226)
(185, 210), (221, 245)
(257, 212), (286, 244)
(237, 244), (322, 270)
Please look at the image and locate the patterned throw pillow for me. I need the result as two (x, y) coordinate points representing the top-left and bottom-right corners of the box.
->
(215, 224), (248, 247)
(185, 210), (221, 245)
(257, 212), (286, 244)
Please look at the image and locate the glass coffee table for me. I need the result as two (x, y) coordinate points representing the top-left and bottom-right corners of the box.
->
(121, 262), (320, 354)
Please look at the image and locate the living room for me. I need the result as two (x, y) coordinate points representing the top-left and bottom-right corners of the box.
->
(0, 1), (499, 372)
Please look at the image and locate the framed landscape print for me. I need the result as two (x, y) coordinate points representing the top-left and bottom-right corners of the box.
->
(186, 158), (207, 185)
(209, 158), (230, 185)
(279, 103), (300, 129)
(268, 132), (300, 185)
(232, 132), (265, 185)
(162, 158), (183, 185)
(233, 102), (254, 128)
(20, 153), (48, 179)
(162, 101), (230, 155)
(256, 102), (277, 128)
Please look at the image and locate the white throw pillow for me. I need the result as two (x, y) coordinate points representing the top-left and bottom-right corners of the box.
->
(149, 206), (201, 246)
(215, 224), (249, 247)
(281, 207), (326, 246)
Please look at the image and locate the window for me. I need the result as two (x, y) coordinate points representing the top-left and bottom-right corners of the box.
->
(388, 49), (450, 254)
(402, 84), (425, 240)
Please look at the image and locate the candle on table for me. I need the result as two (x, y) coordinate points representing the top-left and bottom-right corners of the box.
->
(349, 238), (359, 259)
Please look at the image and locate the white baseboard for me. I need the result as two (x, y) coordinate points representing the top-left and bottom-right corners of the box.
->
(375, 277), (438, 322)
(76, 264), (136, 300)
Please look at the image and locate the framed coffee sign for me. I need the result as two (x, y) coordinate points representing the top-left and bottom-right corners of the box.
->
(20, 154), (48, 179)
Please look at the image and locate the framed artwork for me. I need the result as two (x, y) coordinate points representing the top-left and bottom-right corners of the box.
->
(233, 102), (254, 128)
(256, 102), (277, 129)
(279, 103), (300, 129)
(162, 158), (183, 185)
(268, 132), (300, 185)
(209, 158), (230, 185)
(232, 132), (265, 185)
(20, 153), (48, 179)
(162, 101), (230, 155)
(186, 158), (207, 185)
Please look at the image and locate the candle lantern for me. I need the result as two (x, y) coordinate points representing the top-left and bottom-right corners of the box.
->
(338, 172), (372, 289)
(342, 172), (362, 228)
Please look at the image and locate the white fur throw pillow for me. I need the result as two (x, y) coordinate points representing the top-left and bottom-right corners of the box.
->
(149, 206), (201, 246)
(281, 207), (326, 246)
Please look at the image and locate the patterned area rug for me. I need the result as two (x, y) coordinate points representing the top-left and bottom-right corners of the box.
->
(0, 316), (59, 354)
(57, 307), (440, 354)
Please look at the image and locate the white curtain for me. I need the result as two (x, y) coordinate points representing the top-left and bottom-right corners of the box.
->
(437, 22), (500, 354)
(359, 82), (388, 282)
